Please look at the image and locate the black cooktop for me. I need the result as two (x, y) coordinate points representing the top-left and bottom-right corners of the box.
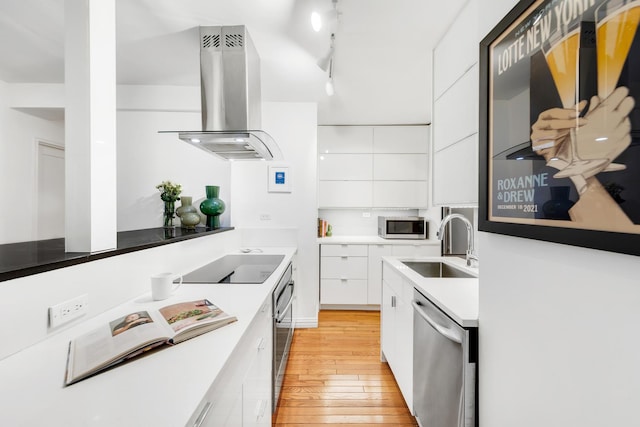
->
(182, 254), (284, 284)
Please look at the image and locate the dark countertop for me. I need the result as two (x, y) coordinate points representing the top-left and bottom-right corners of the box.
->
(0, 227), (234, 283)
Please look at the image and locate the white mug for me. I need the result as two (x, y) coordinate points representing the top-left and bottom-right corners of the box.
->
(151, 272), (183, 301)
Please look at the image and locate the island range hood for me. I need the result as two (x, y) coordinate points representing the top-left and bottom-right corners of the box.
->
(162, 25), (282, 160)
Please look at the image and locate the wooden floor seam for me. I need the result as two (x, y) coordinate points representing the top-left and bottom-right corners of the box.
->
(273, 310), (417, 426)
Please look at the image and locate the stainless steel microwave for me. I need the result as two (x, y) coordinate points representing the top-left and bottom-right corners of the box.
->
(378, 216), (427, 239)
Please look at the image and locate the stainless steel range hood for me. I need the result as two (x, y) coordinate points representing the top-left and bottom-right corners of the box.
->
(162, 25), (282, 161)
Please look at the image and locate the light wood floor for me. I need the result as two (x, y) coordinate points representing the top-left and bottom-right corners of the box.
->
(273, 310), (417, 426)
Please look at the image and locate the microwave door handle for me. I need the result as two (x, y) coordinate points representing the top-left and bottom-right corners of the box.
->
(412, 301), (462, 344)
(276, 294), (294, 322)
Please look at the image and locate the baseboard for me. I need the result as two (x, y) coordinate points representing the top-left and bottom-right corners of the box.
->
(319, 304), (381, 311)
(294, 317), (318, 328)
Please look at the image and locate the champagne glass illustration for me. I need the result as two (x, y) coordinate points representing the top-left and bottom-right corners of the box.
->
(596, 0), (640, 99)
(589, 0), (640, 172)
(541, 21), (608, 179)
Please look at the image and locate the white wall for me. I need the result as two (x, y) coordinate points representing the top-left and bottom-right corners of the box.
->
(0, 80), (65, 244)
(0, 229), (242, 360)
(231, 102), (319, 326)
(474, 1), (640, 426)
(116, 110), (231, 231)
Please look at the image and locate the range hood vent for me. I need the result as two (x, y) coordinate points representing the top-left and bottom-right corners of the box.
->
(161, 26), (282, 161)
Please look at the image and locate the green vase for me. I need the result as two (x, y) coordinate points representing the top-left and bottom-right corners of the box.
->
(176, 196), (201, 229)
(163, 200), (176, 228)
(199, 186), (226, 229)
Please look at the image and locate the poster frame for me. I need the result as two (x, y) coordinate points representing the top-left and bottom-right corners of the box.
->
(478, 0), (640, 256)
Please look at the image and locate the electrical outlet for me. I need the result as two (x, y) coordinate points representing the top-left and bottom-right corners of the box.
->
(49, 294), (89, 328)
(259, 213), (271, 221)
(362, 212), (371, 218)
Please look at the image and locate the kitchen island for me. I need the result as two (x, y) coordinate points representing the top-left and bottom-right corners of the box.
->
(0, 247), (295, 427)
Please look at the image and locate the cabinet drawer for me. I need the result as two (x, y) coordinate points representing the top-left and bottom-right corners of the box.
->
(321, 257), (368, 279)
(321, 244), (368, 257)
(321, 279), (368, 305)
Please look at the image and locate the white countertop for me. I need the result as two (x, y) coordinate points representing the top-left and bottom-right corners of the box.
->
(382, 255), (479, 327)
(318, 235), (440, 245)
(0, 247), (296, 427)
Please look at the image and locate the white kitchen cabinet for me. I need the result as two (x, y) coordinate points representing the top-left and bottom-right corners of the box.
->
(373, 126), (429, 153)
(373, 154), (428, 181)
(318, 125), (373, 153)
(323, 243), (440, 307)
(431, 0), (479, 207)
(318, 125), (429, 209)
(368, 244), (393, 305)
(318, 181), (373, 208)
(432, 133), (478, 206)
(433, 65), (479, 153)
(319, 154), (373, 181)
(241, 300), (272, 427)
(432, 0), (478, 100)
(380, 261), (413, 412)
(320, 244), (369, 305)
(188, 298), (272, 427)
(372, 181), (428, 208)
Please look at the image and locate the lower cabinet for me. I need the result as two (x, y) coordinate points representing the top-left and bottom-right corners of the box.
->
(380, 261), (414, 413)
(320, 243), (439, 307)
(187, 298), (272, 427)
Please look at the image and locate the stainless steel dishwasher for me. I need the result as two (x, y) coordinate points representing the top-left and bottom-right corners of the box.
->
(412, 289), (477, 427)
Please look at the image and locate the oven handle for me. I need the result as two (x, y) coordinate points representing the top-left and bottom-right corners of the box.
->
(275, 283), (294, 323)
(412, 300), (462, 344)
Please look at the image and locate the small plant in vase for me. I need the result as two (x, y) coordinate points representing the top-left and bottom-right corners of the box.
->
(156, 181), (182, 228)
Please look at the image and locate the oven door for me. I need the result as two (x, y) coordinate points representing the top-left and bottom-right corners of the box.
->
(272, 277), (294, 412)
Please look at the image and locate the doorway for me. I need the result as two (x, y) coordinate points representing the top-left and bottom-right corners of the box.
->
(35, 140), (65, 240)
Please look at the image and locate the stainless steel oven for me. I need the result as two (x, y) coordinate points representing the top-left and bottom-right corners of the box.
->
(272, 262), (294, 412)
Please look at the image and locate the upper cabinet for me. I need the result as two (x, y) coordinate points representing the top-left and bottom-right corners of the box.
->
(431, 1), (479, 207)
(318, 125), (429, 209)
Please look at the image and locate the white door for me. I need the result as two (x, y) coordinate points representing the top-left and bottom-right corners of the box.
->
(36, 142), (65, 240)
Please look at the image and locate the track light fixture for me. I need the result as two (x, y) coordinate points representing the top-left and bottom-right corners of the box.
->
(317, 33), (335, 72)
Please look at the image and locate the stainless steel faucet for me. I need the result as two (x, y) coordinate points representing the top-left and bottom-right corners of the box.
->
(436, 213), (478, 267)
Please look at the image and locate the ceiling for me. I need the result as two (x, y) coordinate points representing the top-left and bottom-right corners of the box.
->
(0, 0), (465, 125)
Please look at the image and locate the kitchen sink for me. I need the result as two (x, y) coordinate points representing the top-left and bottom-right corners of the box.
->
(182, 254), (285, 284)
(402, 261), (475, 279)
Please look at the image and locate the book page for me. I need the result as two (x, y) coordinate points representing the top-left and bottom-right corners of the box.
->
(66, 310), (170, 384)
(158, 299), (237, 343)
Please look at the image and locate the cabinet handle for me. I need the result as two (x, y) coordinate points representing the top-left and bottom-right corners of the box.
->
(341, 255), (348, 259)
(193, 401), (213, 427)
(256, 399), (267, 419)
(257, 337), (265, 351)
(391, 295), (396, 308)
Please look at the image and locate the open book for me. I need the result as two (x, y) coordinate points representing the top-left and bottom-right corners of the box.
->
(64, 299), (237, 386)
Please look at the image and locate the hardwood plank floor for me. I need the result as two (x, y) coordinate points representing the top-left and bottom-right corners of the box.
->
(273, 310), (417, 426)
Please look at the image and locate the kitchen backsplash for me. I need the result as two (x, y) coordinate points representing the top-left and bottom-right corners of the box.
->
(318, 209), (421, 236)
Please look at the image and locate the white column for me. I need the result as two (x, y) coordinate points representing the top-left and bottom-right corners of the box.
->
(64, 0), (117, 252)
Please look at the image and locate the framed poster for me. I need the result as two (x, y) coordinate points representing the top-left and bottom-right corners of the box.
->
(479, 0), (640, 256)
(268, 165), (292, 193)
